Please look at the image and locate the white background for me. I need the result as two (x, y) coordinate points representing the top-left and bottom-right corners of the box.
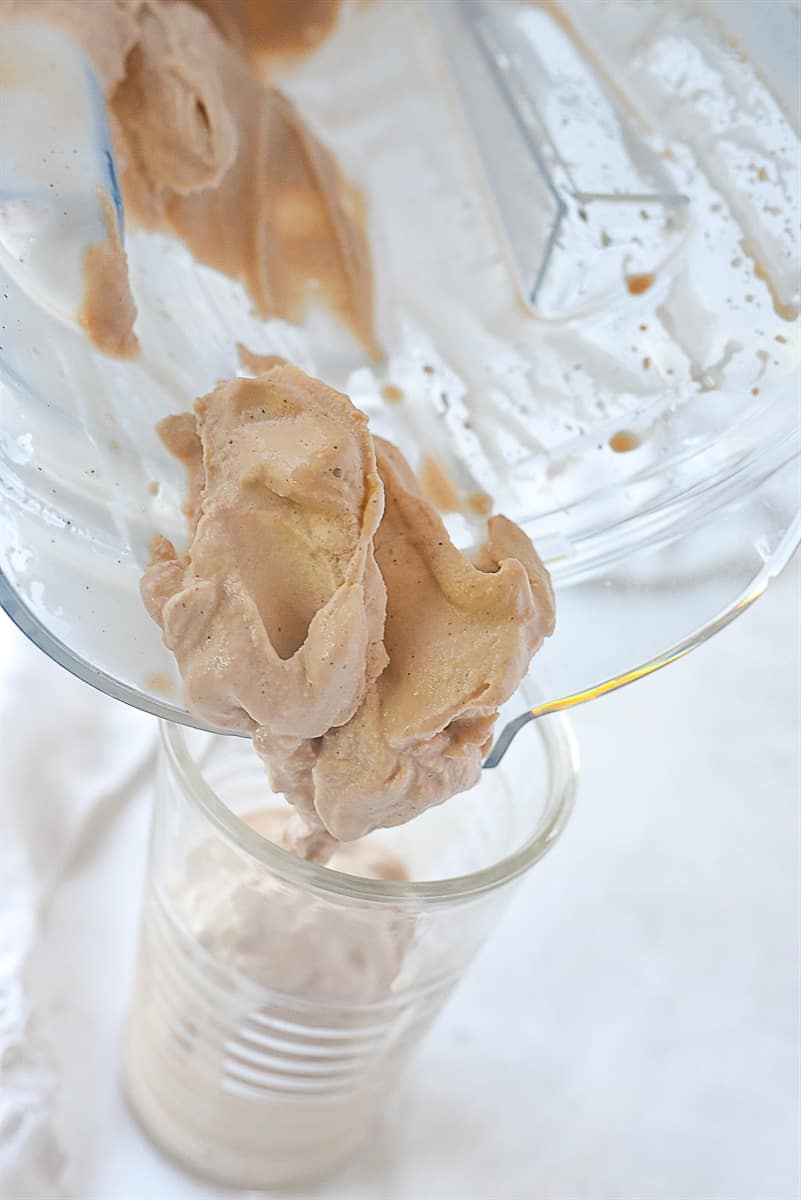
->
(1, 560), (798, 1200)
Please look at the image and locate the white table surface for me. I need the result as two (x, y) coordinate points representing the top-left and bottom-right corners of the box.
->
(1, 561), (799, 1200)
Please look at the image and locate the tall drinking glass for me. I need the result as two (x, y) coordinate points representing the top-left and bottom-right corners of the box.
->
(124, 699), (578, 1187)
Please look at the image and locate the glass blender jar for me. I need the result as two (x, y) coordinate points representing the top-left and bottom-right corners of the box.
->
(1, 0), (798, 741)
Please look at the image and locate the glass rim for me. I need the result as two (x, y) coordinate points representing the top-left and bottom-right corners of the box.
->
(159, 711), (579, 907)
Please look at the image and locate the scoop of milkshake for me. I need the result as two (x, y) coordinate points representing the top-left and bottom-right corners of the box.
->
(256, 435), (555, 843)
(174, 806), (411, 1005)
(143, 364), (555, 854)
(141, 366), (387, 738)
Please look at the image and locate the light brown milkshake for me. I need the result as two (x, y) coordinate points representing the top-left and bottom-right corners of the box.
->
(141, 366), (555, 860)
